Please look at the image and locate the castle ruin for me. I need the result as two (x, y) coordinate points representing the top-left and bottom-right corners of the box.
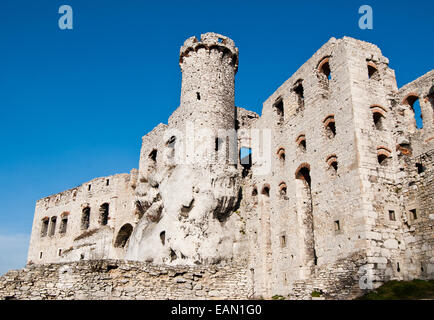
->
(1, 33), (433, 300)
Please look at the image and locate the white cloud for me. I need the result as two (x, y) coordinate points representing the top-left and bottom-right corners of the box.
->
(0, 234), (30, 276)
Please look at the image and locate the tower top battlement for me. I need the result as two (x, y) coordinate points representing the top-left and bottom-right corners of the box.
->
(179, 32), (239, 72)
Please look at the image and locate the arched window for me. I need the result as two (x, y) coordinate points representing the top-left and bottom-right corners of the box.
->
(296, 134), (306, 151)
(49, 216), (57, 237)
(295, 163), (311, 188)
(367, 61), (380, 80)
(326, 154), (338, 172)
(99, 203), (109, 226)
(81, 207), (90, 230)
(370, 105), (387, 130)
(273, 97), (284, 124)
(277, 147), (286, 161)
(252, 186), (258, 205)
(377, 146), (391, 166)
(279, 182), (287, 197)
(261, 184), (270, 197)
(60, 212), (69, 234)
(149, 149), (157, 162)
(293, 80), (304, 109)
(41, 218), (49, 237)
(403, 94), (423, 129)
(114, 224), (133, 248)
(318, 57), (331, 92)
(323, 115), (336, 138)
(160, 231), (166, 246)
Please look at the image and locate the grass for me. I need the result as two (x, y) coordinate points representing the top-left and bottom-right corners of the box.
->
(311, 291), (321, 298)
(357, 279), (434, 300)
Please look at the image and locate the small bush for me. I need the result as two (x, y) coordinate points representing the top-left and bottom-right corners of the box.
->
(311, 291), (321, 297)
(358, 279), (434, 300)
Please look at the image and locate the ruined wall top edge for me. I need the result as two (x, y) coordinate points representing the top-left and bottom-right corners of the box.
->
(35, 173), (131, 205)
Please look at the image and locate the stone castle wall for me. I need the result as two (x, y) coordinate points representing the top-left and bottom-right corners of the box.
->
(27, 173), (138, 264)
(19, 33), (433, 300)
(0, 260), (251, 300)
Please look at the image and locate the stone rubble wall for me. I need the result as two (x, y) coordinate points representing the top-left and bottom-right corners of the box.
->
(0, 260), (251, 300)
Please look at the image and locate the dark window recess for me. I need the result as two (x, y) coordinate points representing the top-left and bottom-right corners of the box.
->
(261, 185), (270, 197)
(389, 210), (396, 221)
(280, 235), (286, 248)
(60, 218), (68, 234)
(293, 81), (304, 108)
(114, 224), (133, 248)
(367, 64), (380, 80)
(277, 148), (285, 161)
(416, 163), (425, 174)
(99, 203), (109, 226)
(373, 112), (384, 130)
(279, 183), (287, 196)
(149, 149), (157, 162)
(196, 92), (201, 100)
(410, 209), (417, 220)
(49, 217), (57, 236)
(215, 138), (222, 151)
(295, 166), (311, 188)
(81, 207), (90, 230)
(330, 160), (338, 171)
(160, 231), (166, 246)
(252, 188), (258, 197)
(296, 134), (306, 151)
(41, 219), (49, 237)
(334, 220), (340, 232)
(324, 116), (336, 138)
(319, 60), (331, 80)
(273, 98), (284, 124)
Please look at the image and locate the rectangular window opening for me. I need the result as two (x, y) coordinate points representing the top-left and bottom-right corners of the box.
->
(334, 220), (340, 232)
(410, 209), (417, 220)
(389, 210), (396, 221)
(280, 235), (286, 248)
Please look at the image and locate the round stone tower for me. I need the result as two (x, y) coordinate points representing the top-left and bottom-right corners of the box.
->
(179, 33), (239, 134)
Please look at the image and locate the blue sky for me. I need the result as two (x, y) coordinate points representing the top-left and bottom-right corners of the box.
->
(0, 0), (432, 274)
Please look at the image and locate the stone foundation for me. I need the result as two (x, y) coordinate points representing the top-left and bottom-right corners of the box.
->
(0, 260), (251, 300)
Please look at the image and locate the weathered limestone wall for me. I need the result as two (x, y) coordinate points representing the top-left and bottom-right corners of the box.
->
(0, 260), (251, 300)
(23, 33), (433, 300)
(400, 150), (434, 279)
(123, 33), (247, 266)
(27, 173), (137, 264)
(245, 37), (375, 297)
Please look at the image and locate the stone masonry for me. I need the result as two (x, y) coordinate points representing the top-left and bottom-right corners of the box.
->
(1, 33), (432, 300)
